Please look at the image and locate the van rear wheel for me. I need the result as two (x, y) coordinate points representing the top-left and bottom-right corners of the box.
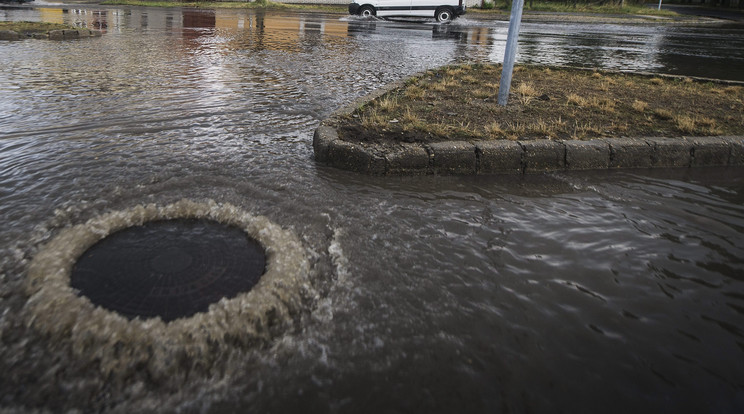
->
(359, 6), (376, 18)
(435, 7), (453, 23)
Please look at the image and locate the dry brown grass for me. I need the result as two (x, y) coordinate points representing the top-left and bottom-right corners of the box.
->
(376, 96), (398, 112)
(424, 122), (450, 137)
(566, 93), (589, 107)
(404, 86), (425, 100)
(653, 108), (674, 120)
(441, 77), (459, 89)
(674, 115), (723, 135)
(401, 107), (420, 124)
(527, 118), (558, 138)
(515, 82), (539, 105)
(589, 97), (616, 113)
(505, 122), (526, 140)
(443, 67), (465, 77)
(515, 82), (538, 96)
(361, 109), (385, 129)
(572, 122), (604, 139)
(611, 121), (630, 133)
(335, 64), (744, 144)
(473, 88), (492, 99)
(485, 122), (505, 137)
(632, 100), (649, 112)
(462, 75), (478, 84)
(674, 115), (696, 134)
(721, 85), (743, 95)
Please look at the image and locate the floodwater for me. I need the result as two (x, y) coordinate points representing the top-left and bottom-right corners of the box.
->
(1, 4), (743, 412)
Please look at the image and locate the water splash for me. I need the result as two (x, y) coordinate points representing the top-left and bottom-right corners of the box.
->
(24, 200), (313, 380)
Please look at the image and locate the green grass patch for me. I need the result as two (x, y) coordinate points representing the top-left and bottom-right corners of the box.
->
(100, 0), (346, 12)
(472, 1), (678, 17)
(0, 21), (76, 34)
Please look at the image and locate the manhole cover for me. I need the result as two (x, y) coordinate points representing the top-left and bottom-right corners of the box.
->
(26, 201), (312, 365)
(70, 219), (266, 322)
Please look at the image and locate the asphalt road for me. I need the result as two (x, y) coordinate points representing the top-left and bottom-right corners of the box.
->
(661, 4), (744, 22)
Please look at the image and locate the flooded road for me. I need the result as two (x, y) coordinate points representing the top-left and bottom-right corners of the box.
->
(1, 5), (743, 413)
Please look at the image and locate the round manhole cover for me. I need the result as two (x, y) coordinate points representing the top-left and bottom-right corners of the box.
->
(70, 219), (266, 322)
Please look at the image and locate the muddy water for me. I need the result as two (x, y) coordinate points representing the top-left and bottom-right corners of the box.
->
(1, 5), (744, 412)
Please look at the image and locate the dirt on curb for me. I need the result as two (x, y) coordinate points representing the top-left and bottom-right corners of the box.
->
(330, 64), (744, 147)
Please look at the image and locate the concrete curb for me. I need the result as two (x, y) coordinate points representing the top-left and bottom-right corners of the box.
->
(314, 68), (744, 176)
(314, 126), (744, 175)
(0, 29), (102, 41)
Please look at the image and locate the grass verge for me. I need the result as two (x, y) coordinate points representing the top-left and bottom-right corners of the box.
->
(0, 21), (76, 34)
(473, 1), (678, 17)
(332, 64), (744, 144)
(100, 0), (346, 12)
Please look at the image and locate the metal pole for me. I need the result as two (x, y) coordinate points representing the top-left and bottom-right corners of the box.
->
(497, 0), (525, 106)
(657, 0), (662, 10)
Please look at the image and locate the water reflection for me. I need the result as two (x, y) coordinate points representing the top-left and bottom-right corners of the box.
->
(5, 5), (743, 79)
(2, 5), (744, 412)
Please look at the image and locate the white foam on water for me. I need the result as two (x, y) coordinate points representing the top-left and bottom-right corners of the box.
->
(23, 199), (314, 380)
(328, 227), (351, 286)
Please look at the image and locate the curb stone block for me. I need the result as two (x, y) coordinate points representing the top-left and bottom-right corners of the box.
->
(312, 126), (335, 163)
(0, 30), (21, 40)
(564, 139), (610, 170)
(648, 137), (693, 167)
(48, 30), (64, 40)
(385, 144), (429, 175)
(610, 138), (653, 168)
(691, 137), (730, 166)
(520, 140), (565, 173)
(429, 141), (476, 175)
(313, 126), (744, 175)
(720, 136), (744, 166)
(475, 140), (523, 174)
(63, 29), (80, 39)
(327, 140), (372, 173)
(367, 150), (387, 175)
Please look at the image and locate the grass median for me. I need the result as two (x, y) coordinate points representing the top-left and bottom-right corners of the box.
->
(331, 64), (744, 145)
(472, 1), (678, 17)
(101, 0), (346, 12)
(0, 21), (77, 35)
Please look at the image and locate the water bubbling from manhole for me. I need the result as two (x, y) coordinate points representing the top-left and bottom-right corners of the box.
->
(70, 219), (267, 322)
(24, 200), (312, 378)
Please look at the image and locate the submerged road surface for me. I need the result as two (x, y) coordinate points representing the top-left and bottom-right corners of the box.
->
(1, 5), (743, 412)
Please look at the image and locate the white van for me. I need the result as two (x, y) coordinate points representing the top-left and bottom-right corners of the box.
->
(349, 0), (466, 22)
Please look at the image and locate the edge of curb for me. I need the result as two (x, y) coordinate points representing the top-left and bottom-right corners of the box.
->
(0, 29), (103, 41)
(314, 125), (744, 175)
(314, 68), (744, 176)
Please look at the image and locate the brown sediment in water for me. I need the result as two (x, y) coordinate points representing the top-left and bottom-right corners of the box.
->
(23, 200), (312, 379)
